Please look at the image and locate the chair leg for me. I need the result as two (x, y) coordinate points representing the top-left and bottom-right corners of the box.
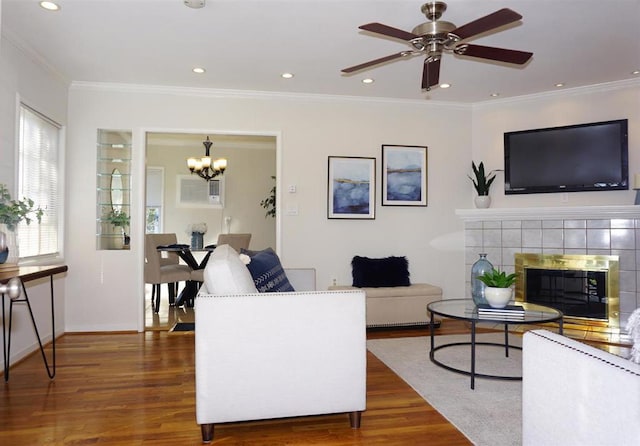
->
(154, 284), (161, 313)
(168, 283), (176, 306)
(349, 411), (362, 428)
(201, 423), (214, 443)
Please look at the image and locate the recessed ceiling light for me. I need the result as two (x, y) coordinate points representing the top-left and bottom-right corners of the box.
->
(39, 1), (60, 11)
(281, 73), (294, 79)
(440, 83), (451, 89)
(555, 82), (565, 87)
(362, 78), (374, 84)
(192, 67), (206, 74)
(490, 93), (500, 97)
(632, 70), (640, 75)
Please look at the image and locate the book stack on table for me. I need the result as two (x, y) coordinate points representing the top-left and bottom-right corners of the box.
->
(477, 303), (525, 320)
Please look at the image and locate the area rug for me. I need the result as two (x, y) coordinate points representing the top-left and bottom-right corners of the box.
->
(367, 334), (522, 446)
(169, 322), (195, 332)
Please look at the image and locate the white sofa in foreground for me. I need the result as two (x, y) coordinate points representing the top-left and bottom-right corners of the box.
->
(194, 247), (367, 443)
(523, 329), (640, 446)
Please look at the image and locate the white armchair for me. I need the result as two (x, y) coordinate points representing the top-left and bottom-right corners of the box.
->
(194, 255), (366, 443)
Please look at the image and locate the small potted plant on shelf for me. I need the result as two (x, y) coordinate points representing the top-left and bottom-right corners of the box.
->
(105, 208), (130, 248)
(478, 268), (517, 308)
(469, 161), (497, 208)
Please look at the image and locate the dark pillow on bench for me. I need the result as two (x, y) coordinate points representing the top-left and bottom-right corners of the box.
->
(351, 256), (410, 288)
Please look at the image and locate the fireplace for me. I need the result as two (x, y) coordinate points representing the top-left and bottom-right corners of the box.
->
(514, 253), (620, 330)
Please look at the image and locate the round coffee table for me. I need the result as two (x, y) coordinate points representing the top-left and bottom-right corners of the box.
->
(427, 299), (563, 389)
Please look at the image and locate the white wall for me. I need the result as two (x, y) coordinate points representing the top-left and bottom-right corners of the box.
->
(0, 31), (69, 371)
(471, 83), (640, 208)
(64, 85), (472, 331)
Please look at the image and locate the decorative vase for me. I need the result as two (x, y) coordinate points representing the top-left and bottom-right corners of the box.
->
(471, 253), (493, 305)
(484, 287), (514, 308)
(0, 224), (19, 264)
(474, 195), (491, 209)
(191, 232), (204, 250)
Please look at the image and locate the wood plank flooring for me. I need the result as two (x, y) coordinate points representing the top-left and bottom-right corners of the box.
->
(0, 323), (475, 446)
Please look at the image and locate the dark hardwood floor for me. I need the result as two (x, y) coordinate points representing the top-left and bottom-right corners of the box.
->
(0, 322), (480, 445)
(1, 316), (628, 445)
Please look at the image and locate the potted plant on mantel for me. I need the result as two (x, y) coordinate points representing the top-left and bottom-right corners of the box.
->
(478, 268), (517, 308)
(469, 161), (497, 208)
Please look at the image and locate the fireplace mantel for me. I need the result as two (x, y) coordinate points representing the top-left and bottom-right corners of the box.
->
(456, 205), (640, 222)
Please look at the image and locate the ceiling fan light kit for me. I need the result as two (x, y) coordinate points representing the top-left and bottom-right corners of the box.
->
(342, 1), (533, 91)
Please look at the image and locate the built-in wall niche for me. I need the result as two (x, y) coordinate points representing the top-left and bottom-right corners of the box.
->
(96, 129), (132, 250)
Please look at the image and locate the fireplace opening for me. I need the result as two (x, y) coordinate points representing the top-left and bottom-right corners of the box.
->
(525, 268), (607, 321)
(515, 253), (620, 329)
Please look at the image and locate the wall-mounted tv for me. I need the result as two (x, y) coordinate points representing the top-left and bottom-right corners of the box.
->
(504, 119), (629, 195)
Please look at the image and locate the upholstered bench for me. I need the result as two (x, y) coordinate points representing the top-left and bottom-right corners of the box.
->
(329, 255), (443, 328)
(328, 283), (443, 327)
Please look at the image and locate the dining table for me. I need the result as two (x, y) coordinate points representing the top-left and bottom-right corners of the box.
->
(156, 243), (216, 307)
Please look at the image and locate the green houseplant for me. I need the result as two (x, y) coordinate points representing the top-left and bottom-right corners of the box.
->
(469, 161), (497, 196)
(478, 268), (517, 308)
(0, 184), (44, 263)
(260, 175), (276, 218)
(105, 208), (130, 247)
(0, 184), (44, 231)
(478, 268), (517, 288)
(469, 161), (497, 209)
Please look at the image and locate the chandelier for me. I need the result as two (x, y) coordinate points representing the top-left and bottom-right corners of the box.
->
(186, 136), (227, 181)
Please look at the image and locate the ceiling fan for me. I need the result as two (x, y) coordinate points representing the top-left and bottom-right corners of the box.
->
(342, 1), (533, 91)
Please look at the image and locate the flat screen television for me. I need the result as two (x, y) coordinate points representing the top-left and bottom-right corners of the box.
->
(504, 119), (629, 195)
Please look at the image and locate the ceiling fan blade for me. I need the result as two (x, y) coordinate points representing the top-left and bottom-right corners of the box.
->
(359, 22), (420, 41)
(421, 59), (441, 90)
(450, 8), (522, 41)
(455, 44), (533, 64)
(342, 51), (412, 73)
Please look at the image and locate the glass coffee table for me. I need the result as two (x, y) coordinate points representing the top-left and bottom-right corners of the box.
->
(427, 299), (563, 389)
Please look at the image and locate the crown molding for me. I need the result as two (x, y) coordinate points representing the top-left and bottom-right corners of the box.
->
(69, 81), (471, 110)
(472, 78), (640, 109)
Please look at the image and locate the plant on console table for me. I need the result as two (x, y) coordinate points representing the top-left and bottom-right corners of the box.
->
(469, 161), (497, 209)
(478, 268), (517, 308)
(0, 184), (44, 263)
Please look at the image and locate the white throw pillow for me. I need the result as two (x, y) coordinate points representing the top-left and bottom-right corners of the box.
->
(203, 244), (258, 294)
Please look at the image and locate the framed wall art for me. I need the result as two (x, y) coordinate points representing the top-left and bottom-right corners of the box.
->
(381, 144), (427, 206)
(327, 156), (376, 219)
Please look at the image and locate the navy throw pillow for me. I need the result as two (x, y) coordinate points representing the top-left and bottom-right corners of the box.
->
(244, 248), (295, 293)
(351, 256), (410, 288)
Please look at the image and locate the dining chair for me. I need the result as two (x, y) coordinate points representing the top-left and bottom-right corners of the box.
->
(144, 233), (192, 313)
(216, 233), (251, 252)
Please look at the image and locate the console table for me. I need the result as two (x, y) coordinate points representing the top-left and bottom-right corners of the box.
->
(1, 264), (68, 381)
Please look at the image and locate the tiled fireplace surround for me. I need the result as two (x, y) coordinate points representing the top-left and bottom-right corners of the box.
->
(457, 205), (640, 332)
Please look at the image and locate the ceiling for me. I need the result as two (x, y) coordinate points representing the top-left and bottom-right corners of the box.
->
(2, 0), (640, 103)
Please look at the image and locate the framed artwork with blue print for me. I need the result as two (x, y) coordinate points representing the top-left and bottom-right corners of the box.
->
(328, 156), (376, 219)
(381, 144), (427, 206)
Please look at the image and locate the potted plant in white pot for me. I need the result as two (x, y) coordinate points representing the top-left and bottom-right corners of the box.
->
(477, 268), (517, 308)
(469, 161), (497, 208)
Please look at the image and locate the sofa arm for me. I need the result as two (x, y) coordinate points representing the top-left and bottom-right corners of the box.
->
(523, 329), (640, 446)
